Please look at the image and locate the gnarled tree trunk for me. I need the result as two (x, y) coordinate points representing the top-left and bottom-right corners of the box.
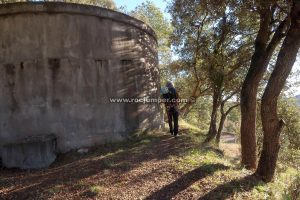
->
(240, 3), (289, 169)
(256, 1), (300, 182)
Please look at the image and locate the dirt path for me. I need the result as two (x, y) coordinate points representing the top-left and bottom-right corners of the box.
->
(0, 131), (252, 200)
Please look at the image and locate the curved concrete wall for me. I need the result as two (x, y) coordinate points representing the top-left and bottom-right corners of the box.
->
(0, 2), (162, 153)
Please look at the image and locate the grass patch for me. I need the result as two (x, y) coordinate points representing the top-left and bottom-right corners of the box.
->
(0, 178), (8, 187)
(47, 185), (63, 195)
(139, 138), (152, 145)
(89, 185), (104, 195)
(74, 180), (89, 190)
(102, 159), (115, 168)
(191, 183), (201, 191)
(179, 119), (201, 133)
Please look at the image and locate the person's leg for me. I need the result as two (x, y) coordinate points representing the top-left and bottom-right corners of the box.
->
(173, 109), (179, 136)
(167, 109), (173, 135)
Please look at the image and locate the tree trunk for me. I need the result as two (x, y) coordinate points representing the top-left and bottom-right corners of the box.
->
(216, 113), (226, 144)
(180, 16), (208, 117)
(240, 15), (271, 168)
(180, 85), (209, 117)
(240, 5), (289, 169)
(216, 102), (239, 144)
(240, 61), (264, 169)
(180, 82), (200, 116)
(256, 2), (300, 182)
(204, 87), (221, 143)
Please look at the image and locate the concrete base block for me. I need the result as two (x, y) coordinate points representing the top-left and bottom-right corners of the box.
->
(1, 135), (57, 169)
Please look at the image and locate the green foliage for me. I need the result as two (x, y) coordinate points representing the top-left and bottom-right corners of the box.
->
(168, 0), (255, 136)
(183, 96), (212, 130)
(260, 168), (300, 200)
(130, 1), (173, 80)
(282, 174), (300, 200)
(279, 98), (300, 150)
(256, 97), (300, 169)
(165, 64), (201, 100)
(224, 106), (240, 133)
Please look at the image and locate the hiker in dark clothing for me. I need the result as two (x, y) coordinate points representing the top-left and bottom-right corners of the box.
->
(162, 81), (179, 136)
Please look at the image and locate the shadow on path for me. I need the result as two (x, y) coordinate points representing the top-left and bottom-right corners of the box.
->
(145, 163), (229, 200)
(198, 175), (260, 200)
(0, 133), (201, 199)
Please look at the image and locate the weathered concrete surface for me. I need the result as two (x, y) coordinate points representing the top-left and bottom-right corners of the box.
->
(1, 135), (57, 169)
(0, 2), (162, 166)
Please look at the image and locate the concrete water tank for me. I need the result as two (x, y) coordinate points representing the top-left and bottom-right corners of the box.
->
(0, 2), (162, 168)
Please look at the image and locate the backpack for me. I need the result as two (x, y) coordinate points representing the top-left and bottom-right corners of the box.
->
(163, 87), (177, 108)
(167, 87), (177, 101)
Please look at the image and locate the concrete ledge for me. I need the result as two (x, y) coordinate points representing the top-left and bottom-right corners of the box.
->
(0, 2), (157, 41)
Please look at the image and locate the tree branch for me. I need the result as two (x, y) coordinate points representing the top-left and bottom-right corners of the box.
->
(225, 103), (240, 116)
(266, 16), (290, 58)
(192, 13), (208, 82)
